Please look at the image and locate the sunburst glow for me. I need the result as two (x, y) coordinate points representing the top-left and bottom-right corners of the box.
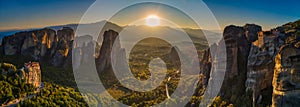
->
(145, 15), (160, 27)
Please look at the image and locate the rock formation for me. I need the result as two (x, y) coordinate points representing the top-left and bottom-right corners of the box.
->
(71, 35), (95, 70)
(244, 24), (262, 42)
(96, 30), (120, 72)
(21, 62), (42, 88)
(219, 25), (252, 103)
(168, 46), (181, 69)
(50, 27), (74, 67)
(272, 41), (300, 107)
(246, 30), (285, 105)
(197, 24), (263, 105)
(1, 27), (74, 68)
(50, 38), (70, 67)
(2, 28), (56, 57)
(199, 48), (212, 87)
(57, 27), (74, 42)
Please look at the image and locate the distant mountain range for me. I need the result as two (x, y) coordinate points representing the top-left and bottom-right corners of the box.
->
(0, 20), (222, 45)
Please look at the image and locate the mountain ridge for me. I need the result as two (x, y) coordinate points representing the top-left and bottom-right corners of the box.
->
(0, 20), (222, 44)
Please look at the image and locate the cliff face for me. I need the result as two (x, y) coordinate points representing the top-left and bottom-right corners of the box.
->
(196, 20), (300, 106)
(96, 30), (120, 72)
(2, 28), (56, 56)
(196, 24), (262, 105)
(246, 30), (285, 104)
(272, 41), (300, 106)
(222, 21), (300, 107)
(0, 25), (121, 70)
(222, 25), (248, 78)
(21, 62), (41, 88)
(218, 24), (261, 104)
(1, 27), (74, 67)
(244, 24), (263, 42)
(199, 48), (212, 86)
(168, 46), (181, 70)
(269, 20), (300, 107)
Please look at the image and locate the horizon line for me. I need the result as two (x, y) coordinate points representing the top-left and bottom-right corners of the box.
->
(1, 19), (298, 32)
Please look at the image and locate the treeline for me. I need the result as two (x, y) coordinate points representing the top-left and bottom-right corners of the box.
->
(18, 82), (87, 107)
(0, 63), (87, 106)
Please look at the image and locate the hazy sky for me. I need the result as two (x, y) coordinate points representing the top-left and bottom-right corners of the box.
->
(0, 0), (299, 31)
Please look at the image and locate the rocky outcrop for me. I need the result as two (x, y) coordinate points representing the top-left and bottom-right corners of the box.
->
(57, 27), (74, 42)
(272, 41), (300, 107)
(218, 25), (251, 103)
(199, 48), (212, 87)
(2, 28), (56, 57)
(246, 30), (285, 105)
(50, 27), (74, 67)
(196, 24), (262, 105)
(96, 30), (120, 72)
(68, 35), (95, 70)
(21, 62), (41, 88)
(223, 25), (247, 77)
(244, 24), (262, 42)
(245, 20), (300, 107)
(1, 27), (74, 67)
(50, 38), (70, 67)
(168, 46), (181, 69)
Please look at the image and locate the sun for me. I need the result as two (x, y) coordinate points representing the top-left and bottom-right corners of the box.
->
(145, 15), (160, 27)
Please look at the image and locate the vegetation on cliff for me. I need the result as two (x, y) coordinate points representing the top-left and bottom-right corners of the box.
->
(0, 63), (35, 105)
(18, 82), (87, 107)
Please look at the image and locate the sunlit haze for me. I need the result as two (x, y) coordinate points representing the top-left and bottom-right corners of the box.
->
(145, 15), (160, 27)
(0, 0), (300, 31)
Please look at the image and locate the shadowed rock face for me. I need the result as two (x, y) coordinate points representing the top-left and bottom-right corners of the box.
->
(223, 25), (247, 78)
(96, 30), (120, 72)
(272, 42), (300, 107)
(218, 25), (251, 103)
(246, 30), (285, 105)
(50, 27), (74, 67)
(197, 24), (261, 105)
(1, 27), (74, 67)
(2, 28), (56, 56)
(199, 48), (212, 87)
(244, 24), (262, 42)
(57, 27), (74, 42)
(168, 46), (181, 70)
